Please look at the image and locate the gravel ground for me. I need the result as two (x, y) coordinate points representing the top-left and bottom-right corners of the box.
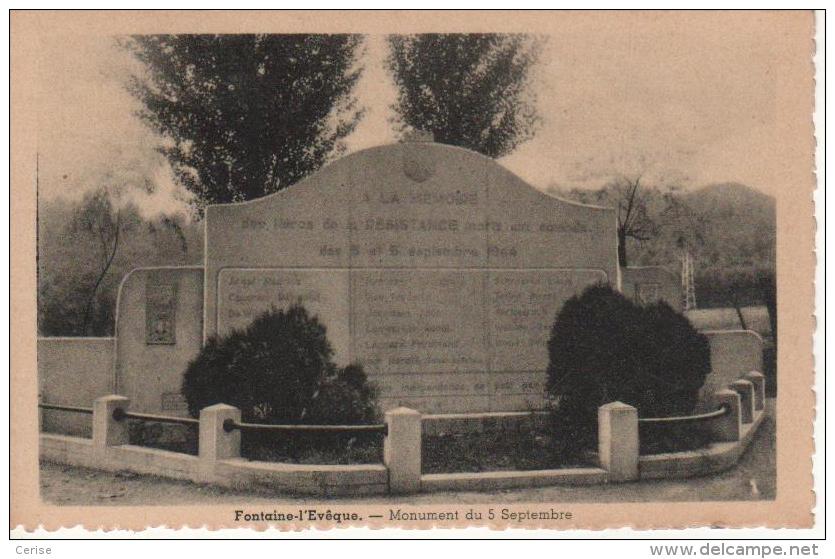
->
(39, 400), (775, 506)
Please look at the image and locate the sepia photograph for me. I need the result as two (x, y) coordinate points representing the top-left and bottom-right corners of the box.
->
(10, 9), (817, 533)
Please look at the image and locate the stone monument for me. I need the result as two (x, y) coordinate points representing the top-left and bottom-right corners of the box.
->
(201, 141), (619, 413)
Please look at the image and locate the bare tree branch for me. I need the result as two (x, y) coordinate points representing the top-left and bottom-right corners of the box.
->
(82, 209), (121, 335)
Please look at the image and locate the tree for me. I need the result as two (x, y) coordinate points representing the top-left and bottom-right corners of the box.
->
(559, 176), (705, 268)
(64, 189), (135, 335)
(182, 305), (379, 426)
(561, 175), (661, 267)
(38, 191), (203, 336)
(386, 33), (542, 158)
(122, 34), (365, 212)
(608, 175), (659, 267)
(546, 285), (711, 457)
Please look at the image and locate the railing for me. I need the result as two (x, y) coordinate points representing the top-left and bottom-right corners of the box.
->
(638, 404), (729, 425)
(39, 402), (93, 415)
(39, 375), (763, 493)
(223, 418), (387, 436)
(111, 407), (199, 427)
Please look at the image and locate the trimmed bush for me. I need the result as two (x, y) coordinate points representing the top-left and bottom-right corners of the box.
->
(546, 285), (711, 458)
(182, 305), (380, 427)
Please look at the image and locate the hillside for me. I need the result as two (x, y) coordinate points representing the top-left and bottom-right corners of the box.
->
(553, 181), (776, 308)
(685, 182), (775, 214)
(646, 182), (775, 272)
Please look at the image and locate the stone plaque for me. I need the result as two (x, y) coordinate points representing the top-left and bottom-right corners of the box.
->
(205, 142), (618, 412)
(145, 279), (177, 345)
(351, 270), (487, 373)
(215, 267), (604, 412)
(160, 391), (188, 413)
(217, 268), (350, 359)
(635, 282), (662, 305)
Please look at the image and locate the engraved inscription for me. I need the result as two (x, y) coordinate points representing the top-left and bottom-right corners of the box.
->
(217, 269), (351, 363)
(217, 268), (603, 411)
(203, 144), (619, 412)
(351, 270), (486, 374)
(488, 271), (603, 371)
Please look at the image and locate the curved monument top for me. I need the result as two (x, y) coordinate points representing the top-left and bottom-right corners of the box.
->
(202, 139), (621, 351)
(206, 141), (613, 214)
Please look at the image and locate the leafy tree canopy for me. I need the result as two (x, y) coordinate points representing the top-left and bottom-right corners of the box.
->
(546, 284), (711, 457)
(386, 33), (542, 158)
(122, 34), (365, 213)
(181, 305), (379, 426)
(38, 190), (202, 336)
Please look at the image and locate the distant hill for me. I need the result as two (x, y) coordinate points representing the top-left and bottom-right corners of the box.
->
(634, 183), (775, 308)
(553, 181), (776, 308)
(680, 182), (775, 270)
(683, 182), (775, 229)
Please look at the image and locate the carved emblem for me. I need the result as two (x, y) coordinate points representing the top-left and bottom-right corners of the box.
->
(146, 280), (177, 345)
(402, 144), (436, 183)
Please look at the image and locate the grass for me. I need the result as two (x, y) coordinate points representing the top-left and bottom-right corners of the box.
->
(128, 420), (605, 473)
(128, 421), (199, 455)
(638, 423), (714, 455)
(421, 428), (595, 473)
(128, 417), (716, 471)
(242, 432), (384, 465)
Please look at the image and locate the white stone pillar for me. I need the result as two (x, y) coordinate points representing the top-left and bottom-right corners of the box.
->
(598, 401), (639, 482)
(93, 395), (130, 449)
(730, 379), (755, 424)
(744, 371), (766, 411)
(199, 403), (241, 462)
(710, 389), (742, 442)
(384, 407), (422, 494)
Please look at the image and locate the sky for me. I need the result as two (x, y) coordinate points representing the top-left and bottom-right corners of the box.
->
(36, 21), (789, 218)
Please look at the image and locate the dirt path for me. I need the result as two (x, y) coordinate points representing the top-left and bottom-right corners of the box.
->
(40, 402), (775, 506)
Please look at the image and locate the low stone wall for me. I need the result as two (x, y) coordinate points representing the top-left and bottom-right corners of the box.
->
(421, 372), (769, 491)
(40, 434), (387, 497)
(38, 337), (115, 437)
(621, 266), (682, 311)
(698, 330), (764, 409)
(40, 374), (768, 496)
(422, 468), (608, 492)
(40, 396), (388, 497)
(638, 407), (766, 479)
(41, 435), (199, 481)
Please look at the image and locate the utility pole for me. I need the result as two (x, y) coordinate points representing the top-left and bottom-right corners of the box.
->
(681, 251), (697, 310)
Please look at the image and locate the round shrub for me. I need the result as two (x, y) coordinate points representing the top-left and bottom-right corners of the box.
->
(182, 305), (379, 427)
(546, 284), (711, 458)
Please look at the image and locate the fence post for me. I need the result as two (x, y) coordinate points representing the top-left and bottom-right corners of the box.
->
(93, 395), (130, 450)
(730, 380), (755, 424)
(710, 389), (742, 442)
(598, 401), (639, 482)
(744, 371), (766, 411)
(199, 403), (241, 463)
(384, 407), (422, 494)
